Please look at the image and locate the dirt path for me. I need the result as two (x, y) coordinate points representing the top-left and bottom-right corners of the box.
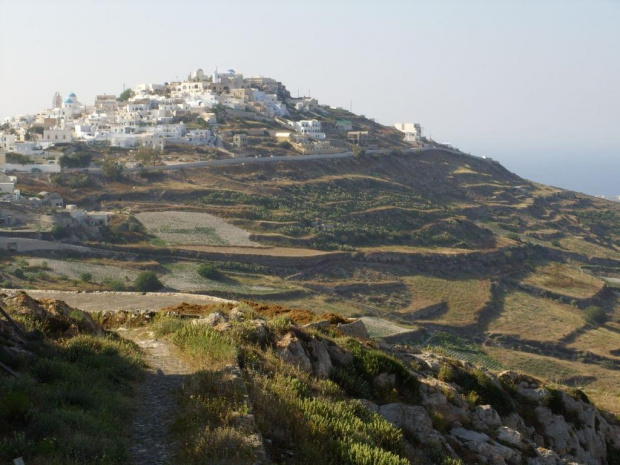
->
(122, 328), (193, 465)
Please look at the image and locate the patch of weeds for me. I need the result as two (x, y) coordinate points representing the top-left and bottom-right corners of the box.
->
(172, 324), (237, 368)
(0, 328), (144, 465)
(332, 339), (421, 404)
(437, 361), (514, 416)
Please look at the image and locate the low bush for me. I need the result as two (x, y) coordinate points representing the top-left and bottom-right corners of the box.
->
(437, 362), (514, 416)
(196, 262), (222, 280)
(133, 271), (163, 292)
(583, 305), (607, 325)
(333, 340), (421, 404)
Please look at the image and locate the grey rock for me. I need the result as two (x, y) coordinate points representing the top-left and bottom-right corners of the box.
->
(276, 333), (312, 373)
(337, 319), (370, 340)
(307, 338), (333, 379)
(380, 403), (442, 445)
(326, 342), (354, 366)
(474, 405), (502, 431)
(496, 426), (523, 449)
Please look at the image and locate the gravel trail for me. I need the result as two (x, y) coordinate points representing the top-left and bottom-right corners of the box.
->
(123, 328), (193, 465)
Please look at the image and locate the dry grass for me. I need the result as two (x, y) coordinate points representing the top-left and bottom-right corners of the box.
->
(522, 263), (605, 299)
(558, 236), (620, 260)
(488, 291), (584, 342)
(401, 276), (492, 326)
(566, 325), (620, 360)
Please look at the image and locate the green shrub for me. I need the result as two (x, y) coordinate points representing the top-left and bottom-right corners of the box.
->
(133, 271), (163, 292)
(0, 331), (144, 465)
(172, 325), (237, 367)
(506, 233), (521, 242)
(196, 262), (222, 280)
(334, 340), (421, 403)
(51, 225), (67, 239)
(437, 362), (514, 415)
(102, 277), (126, 291)
(79, 272), (92, 282)
(583, 306), (607, 325)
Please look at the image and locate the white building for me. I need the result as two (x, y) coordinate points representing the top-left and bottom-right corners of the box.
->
(289, 120), (326, 140)
(0, 134), (17, 151)
(0, 173), (17, 194)
(40, 129), (74, 145)
(61, 92), (83, 118)
(394, 123), (422, 142)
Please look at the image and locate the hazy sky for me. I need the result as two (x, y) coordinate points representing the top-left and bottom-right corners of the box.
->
(1, 0), (619, 195)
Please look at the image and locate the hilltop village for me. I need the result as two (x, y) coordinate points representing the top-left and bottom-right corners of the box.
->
(0, 67), (427, 172)
(0, 67), (436, 243)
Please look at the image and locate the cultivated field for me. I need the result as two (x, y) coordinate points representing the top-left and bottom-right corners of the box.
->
(567, 325), (620, 361)
(401, 276), (492, 326)
(522, 262), (605, 299)
(359, 316), (414, 338)
(488, 291), (584, 342)
(161, 262), (290, 296)
(136, 211), (259, 247)
(29, 258), (139, 283)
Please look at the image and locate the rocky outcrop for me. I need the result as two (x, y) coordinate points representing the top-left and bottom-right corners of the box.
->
(379, 403), (444, 445)
(337, 319), (370, 340)
(4, 291), (104, 337)
(270, 330), (620, 465)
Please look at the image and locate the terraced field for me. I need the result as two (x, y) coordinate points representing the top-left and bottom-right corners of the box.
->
(161, 262), (293, 296)
(522, 262), (605, 299)
(488, 291), (585, 342)
(29, 258), (139, 283)
(136, 211), (259, 247)
(401, 276), (492, 326)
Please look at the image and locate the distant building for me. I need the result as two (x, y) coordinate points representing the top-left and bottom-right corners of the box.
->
(336, 119), (353, 131)
(232, 133), (247, 148)
(289, 120), (326, 140)
(40, 129), (73, 145)
(38, 191), (64, 208)
(52, 91), (62, 109)
(0, 173), (17, 194)
(347, 131), (368, 146)
(394, 122), (422, 142)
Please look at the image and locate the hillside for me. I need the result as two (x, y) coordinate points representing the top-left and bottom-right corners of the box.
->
(1, 292), (619, 464)
(5, 145), (620, 417)
(2, 96), (620, 464)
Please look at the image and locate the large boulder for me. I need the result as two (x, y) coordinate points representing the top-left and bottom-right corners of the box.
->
(379, 403), (442, 445)
(306, 338), (333, 379)
(7, 293), (103, 337)
(534, 407), (580, 457)
(337, 319), (369, 340)
(527, 447), (563, 465)
(276, 332), (312, 373)
(449, 427), (521, 465)
(326, 342), (354, 366)
(473, 405), (502, 432)
(496, 426), (523, 450)
(502, 413), (535, 440)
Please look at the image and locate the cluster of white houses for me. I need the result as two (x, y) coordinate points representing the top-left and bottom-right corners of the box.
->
(1, 67), (425, 171)
(0, 68), (293, 164)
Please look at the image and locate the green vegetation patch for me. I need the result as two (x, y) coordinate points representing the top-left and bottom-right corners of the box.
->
(0, 325), (144, 464)
(437, 361), (515, 416)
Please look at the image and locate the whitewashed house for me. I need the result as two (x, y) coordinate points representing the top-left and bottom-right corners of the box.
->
(290, 120), (326, 140)
(394, 123), (422, 142)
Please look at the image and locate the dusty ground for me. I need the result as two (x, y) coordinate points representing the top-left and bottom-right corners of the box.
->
(5, 289), (233, 312)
